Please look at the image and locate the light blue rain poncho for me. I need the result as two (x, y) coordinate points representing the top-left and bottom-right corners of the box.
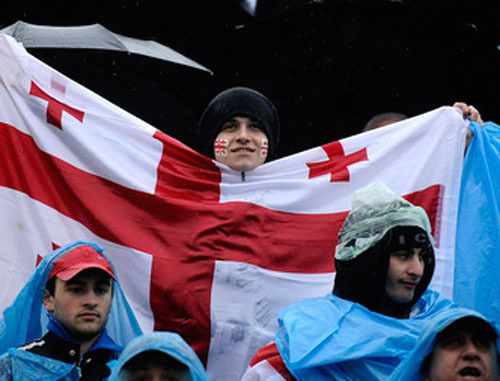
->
(274, 181), (457, 380)
(0, 241), (142, 380)
(388, 307), (500, 380)
(108, 332), (209, 381)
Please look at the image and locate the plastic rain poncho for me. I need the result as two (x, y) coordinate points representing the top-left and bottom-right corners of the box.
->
(108, 332), (209, 381)
(335, 180), (434, 261)
(0, 241), (142, 380)
(274, 290), (456, 380)
(388, 307), (500, 381)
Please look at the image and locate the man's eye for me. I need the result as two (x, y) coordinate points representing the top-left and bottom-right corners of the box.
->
(69, 287), (84, 294)
(221, 124), (236, 131)
(393, 251), (410, 259)
(418, 252), (428, 262)
(473, 336), (492, 350)
(95, 287), (109, 295)
(250, 123), (263, 130)
(442, 335), (464, 348)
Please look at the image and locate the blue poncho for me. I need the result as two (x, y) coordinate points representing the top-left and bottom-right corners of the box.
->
(108, 331), (209, 381)
(275, 290), (456, 380)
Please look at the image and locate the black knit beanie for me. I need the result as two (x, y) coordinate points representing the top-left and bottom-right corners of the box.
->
(197, 87), (280, 160)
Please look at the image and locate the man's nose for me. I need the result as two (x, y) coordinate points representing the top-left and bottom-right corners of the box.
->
(407, 255), (424, 277)
(462, 337), (481, 360)
(236, 125), (250, 142)
(83, 292), (98, 307)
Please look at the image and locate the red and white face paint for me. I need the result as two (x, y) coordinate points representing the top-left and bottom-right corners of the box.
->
(260, 138), (269, 158)
(214, 138), (229, 157)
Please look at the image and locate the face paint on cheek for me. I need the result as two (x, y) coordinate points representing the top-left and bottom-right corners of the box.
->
(260, 138), (269, 158)
(214, 138), (228, 157)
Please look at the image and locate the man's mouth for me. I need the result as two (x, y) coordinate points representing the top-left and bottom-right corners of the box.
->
(78, 311), (99, 318)
(400, 279), (419, 289)
(232, 147), (255, 153)
(458, 366), (481, 378)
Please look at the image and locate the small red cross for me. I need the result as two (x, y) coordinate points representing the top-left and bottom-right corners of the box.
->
(30, 81), (84, 129)
(307, 141), (368, 182)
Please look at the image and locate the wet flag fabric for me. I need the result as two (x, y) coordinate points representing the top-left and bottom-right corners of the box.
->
(0, 33), (467, 380)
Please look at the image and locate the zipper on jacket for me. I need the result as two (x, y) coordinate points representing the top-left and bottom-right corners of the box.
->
(241, 172), (246, 182)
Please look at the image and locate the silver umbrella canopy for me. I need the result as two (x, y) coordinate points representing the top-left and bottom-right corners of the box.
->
(0, 21), (215, 149)
(1, 21), (212, 74)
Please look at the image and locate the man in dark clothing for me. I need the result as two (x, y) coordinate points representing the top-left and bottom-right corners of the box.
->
(197, 87), (280, 173)
(0, 241), (141, 380)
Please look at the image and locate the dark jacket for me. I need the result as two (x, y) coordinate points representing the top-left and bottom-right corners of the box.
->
(0, 319), (121, 381)
(19, 331), (117, 380)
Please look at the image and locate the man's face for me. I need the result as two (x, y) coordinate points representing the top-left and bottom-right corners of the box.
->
(426, 330), (500, 381)
(43, 268), (113, 342)
(213, 116), (268, 171)
(385, 248), (425, 303)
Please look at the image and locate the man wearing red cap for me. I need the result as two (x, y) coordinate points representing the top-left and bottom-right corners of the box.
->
(0, 241), (141, 380)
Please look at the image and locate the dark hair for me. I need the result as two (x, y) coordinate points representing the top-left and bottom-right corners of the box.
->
(420, 353), (432, 378)
(45, 276), (56, 296)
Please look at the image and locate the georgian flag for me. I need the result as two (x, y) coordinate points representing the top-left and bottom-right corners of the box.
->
(0, 33), (466, 380)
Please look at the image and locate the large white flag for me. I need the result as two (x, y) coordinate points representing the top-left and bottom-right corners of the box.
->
(0, 33), (466, 380)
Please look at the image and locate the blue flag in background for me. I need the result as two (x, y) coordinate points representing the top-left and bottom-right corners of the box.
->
(454, 121), (500, 325)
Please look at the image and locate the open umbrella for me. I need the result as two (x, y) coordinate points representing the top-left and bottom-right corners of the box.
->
(1, 21), (212, 73)
(1, 21), (215, 148)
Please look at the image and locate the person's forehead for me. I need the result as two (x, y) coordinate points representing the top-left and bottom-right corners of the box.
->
(390, 247), (422, 254)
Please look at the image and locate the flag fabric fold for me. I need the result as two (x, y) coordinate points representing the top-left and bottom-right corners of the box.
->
(0, 33), (469, 380)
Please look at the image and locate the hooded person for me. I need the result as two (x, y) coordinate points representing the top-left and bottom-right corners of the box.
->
(389, 308), (500, 381)
(332, 180), (437, 319)
(197, 87), (280, 177)
(242, 181), (457, 381)
(108, 332), (209, 381)
(0, 241), (142, 380)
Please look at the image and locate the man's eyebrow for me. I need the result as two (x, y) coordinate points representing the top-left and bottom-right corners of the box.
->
(65, 277), (84, 284)
(93, 277), (113, 286)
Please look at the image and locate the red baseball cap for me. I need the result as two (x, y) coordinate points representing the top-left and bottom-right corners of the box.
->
(49, 244), (116, 281)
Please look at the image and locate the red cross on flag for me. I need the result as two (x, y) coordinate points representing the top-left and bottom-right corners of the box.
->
(0, 34), (467, 380)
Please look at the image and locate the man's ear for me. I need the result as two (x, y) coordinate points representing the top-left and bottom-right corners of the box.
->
(43, 289), (54, 313)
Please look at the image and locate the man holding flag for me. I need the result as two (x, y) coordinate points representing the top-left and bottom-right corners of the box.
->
(0, 31), (487, 380)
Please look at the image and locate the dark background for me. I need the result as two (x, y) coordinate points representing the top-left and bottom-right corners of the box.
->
(2, 0), (499, 159)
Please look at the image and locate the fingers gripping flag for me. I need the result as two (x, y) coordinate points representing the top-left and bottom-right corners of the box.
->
(0, 34), (467, 380)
